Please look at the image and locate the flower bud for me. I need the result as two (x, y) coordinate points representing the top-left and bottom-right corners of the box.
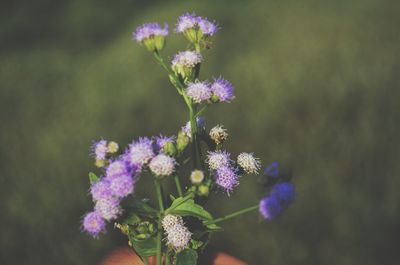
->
(190, 170), (205, 185)
(176, 131), (189, 152)
(198, 184), (209, 196)
(95, 159), (106, 168)
(107, 141), (119, 153)
(163, 141), (177, 156)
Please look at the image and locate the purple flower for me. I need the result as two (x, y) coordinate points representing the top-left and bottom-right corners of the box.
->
(211, 78), (235, 102)
(206, 150), (232, 170)
(108, 174), (134, 198)
(214, 166), (239, 195)
(90, 178), (113, 201)
(172, 51), (202, 68)
(175, 13), (218, 37)
(133, 23), (169, 42)
(197, 17), (218, 36)
(186, 81), (212, 103)
(155, 135), (176, 152)
(91, 140), (108, 161)
(175, 13), (198, 33)
(125, 137), (155, 168)
(270, 183), (296, 207)
(106, 159), (130, 178)
(259, 196), (282, 220)
(82, 211), (106, 237)
(95, 198), (122, 221)
(259, 182), (295, 220)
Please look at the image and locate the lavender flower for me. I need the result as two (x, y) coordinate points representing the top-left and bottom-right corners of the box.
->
(237, 152), (261, 175)
(259, 182), (295, 220)
(206, 150), (232, 170)
(172, 51), (202, 68)
(92, 140), (108, 161)
(149, 154), (176, 177)
(108, 174), (134, 198)
(214, 166), (239, 195)
(211, 78), (235, 102)
(90, 178), (113, 201)
(106, 160), (130, 178)
(125, 137), (155, 168)
(175, 13), (218, 37)
(186, 81), (212, 103)
(155, 135), (176, 152)
(133, 23), (169, 42)
(95, 198), (122, 221)
(82, 211), (106, 237)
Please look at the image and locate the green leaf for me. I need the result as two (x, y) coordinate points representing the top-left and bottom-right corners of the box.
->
(122, 213), (141, 225)
(129, 236), (157, 257)
(131, 199), (158, 217)
(176, 249), (198, 265)
(167, 198), (213, 221)
(190, 239), (204, 250)
(88, 172), (99, 184)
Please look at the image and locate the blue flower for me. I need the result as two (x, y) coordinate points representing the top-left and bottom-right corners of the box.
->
(263, 161), (280, 178)
(259, 182), (295, 220)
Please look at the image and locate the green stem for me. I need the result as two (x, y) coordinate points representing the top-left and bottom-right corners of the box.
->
(174, 175), (183, 197)
(204, 204), (259, 225)
(143, 257), (149, 265)
(165, 250), (171, 265)
(154, 178), (165, 265)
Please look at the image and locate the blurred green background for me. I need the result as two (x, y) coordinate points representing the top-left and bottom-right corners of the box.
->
(1, 0), (399, 264)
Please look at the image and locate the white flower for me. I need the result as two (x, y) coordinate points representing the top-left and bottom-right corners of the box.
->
(206, 150), (231, 170)
(149, 154), (176, 177)
(237, 152), (261, 174)
(162, 214), (183, 231)
(166, 223), (192, 250)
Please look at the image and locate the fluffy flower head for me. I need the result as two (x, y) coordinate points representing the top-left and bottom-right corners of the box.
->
(90, 178), (112, 201)
(166, 223), (192, 250)
(259, 182), (295, 220)
(259, 196), (282, 220)
(206, 150), (231, 170)
(92, 140), (108, 161)
(155, 135), (176, 152)
(172, 51), (202, 68)
(175, 13), (218, 37)
(108, 174), (134, 199)
(237, 152), (261, 175)
(133, 23), (168, 42)
(214, 166), (239, 195)
(211, 78), (235, 102)
(95, 198), (122, 221)
(270, 182), (296, 207)
(126, 137), (155, 167)
(106, 160), (130, 178)
(186, 81), (212, 103)
(149, 154), (176, 177)
(162, 214), (184, 231)
(82, 211), (106, 237)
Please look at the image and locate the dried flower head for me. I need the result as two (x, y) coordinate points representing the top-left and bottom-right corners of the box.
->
(82, 211), (106, 237)
(149, 154), (176, 177)
(209, 125), (228, 145)
(237, 152), (261, 175)
(186, 81), (212, 104)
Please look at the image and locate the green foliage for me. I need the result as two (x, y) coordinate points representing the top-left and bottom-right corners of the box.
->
(175, 249), (198, 265)
(88, 172), (99, 184)
(166, 197), (213, 221)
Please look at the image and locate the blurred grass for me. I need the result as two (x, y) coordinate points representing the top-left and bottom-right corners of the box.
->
(1, 0), (400, 264)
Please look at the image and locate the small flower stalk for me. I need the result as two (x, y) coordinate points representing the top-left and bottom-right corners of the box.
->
(82, 13), (296, 265)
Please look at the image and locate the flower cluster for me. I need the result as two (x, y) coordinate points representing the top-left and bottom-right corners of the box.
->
(185, 77), (235, 104)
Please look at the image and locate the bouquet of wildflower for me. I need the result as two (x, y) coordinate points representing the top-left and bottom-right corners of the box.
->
(82, 13), (296, 265)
